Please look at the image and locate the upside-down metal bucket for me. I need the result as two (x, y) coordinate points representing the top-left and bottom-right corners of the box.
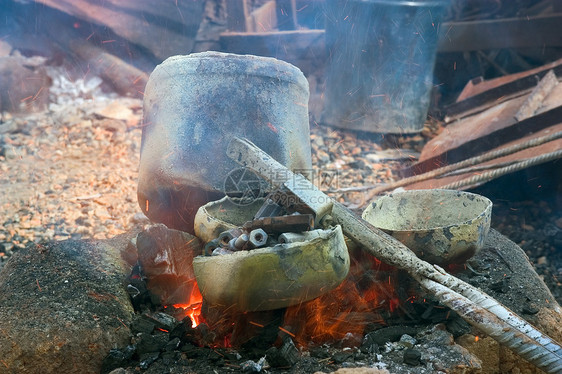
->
(322, 0), (448, 133)
(138, 52), (312, 233)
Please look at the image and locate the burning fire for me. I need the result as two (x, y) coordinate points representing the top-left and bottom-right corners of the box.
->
(173, 281), (203, 328)
(168, 250), (403, 348)
(284, 248), (402, 346)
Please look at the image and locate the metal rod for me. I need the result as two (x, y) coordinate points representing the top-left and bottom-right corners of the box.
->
(226, 137), (562, 373)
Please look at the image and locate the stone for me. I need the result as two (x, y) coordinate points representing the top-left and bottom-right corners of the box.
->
(314, 369), (390, 374)
(135, 332), (168, 355)
(0, 231), (137, 374)
(398, 334), (417, 349)
(458, 229), (562, 345)
(135, 224), (202, 305)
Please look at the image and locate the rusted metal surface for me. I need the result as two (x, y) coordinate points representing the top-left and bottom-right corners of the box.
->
(404, 124), (562, 191)
(404, 74), (562, 177)
(242, 214), (314, 234)
(445, 61), (562, 122)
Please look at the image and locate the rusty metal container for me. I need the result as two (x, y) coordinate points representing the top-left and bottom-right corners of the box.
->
(138, 52), (312, 233)
(322, 0), (448, 133)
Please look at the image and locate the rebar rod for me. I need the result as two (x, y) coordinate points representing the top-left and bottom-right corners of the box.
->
(361, 130), (562, 200)
(441, 149), (562, 190)
(416, 274), (562, 373)
(227, 137), (562, 373)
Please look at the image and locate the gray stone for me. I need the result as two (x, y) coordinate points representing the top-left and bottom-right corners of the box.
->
(398, 334), (417, 349)
(0, 232), (137, 374)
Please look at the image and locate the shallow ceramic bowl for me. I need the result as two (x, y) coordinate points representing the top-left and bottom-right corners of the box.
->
(362, 189), (492, 264)
(193, 196), (265, 243)
(193, 225), (349, 312)
(192, 198), (350, 312)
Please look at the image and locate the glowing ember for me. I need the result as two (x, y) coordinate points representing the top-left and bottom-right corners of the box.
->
(284, 248), (403, 347)
(173, 281), (203, 328)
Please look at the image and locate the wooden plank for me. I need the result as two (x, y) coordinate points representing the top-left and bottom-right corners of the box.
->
(31, 0), (202, 61)
(445, 63), (562, 122)
(438, 13), (562, 52)
(403, 104), (562, 176)
(404, 124), (562, 191)
(514, 70), (558, 122)
(456, 58), (562, 102)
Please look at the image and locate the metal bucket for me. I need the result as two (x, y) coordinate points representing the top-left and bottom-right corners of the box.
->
(322, 0), (448, 133)
(138, 52), (312, 233)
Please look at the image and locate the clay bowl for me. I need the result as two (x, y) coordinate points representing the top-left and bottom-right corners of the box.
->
(192, 198), (350, 312)
(362, 189), (492, 265)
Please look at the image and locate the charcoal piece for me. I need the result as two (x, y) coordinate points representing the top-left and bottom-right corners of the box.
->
(237, 309), (284, 352)
(223, 350), (242, 361)
(403, 348), (422, 366)
(161, 351), (180, 365)
(101, 345), (135, 374)
(144, 311), (178, 331)
(180, 343), (198, 354)
(489, 278), (509, 293)
(101, 349), (129, 374)
(240, 357), (266, 372)
(265, 338), (299, 368)
(309, 346), (330, 359)
(398, 334), (417, 348)
(446, 316), (471, 338)
(354, 351), (367, 360)
(136, 332), (168, 355)
(169, 316), (200, 345)
(420, 304), (450, 322)
(332, 351), (353, 364)
(127, 266), (153, 311)
(208, 349), (224, 364)
(363, 326), (419, 348)
(139, 352), (160, 369)
(522, 304), (539, 315)
(166, 337), (181, 352)
(130, 316), (155, 334)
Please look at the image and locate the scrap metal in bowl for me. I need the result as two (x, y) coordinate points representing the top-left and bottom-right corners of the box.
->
(192, 198), (350, 312)
(362, 189), (492, 265)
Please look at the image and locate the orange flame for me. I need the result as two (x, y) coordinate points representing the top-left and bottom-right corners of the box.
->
(284, 248), (402, 347)
(173, 281), (203, 328)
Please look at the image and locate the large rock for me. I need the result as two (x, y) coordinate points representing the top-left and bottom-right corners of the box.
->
(0, 232), (137, 374)
(455, 229), (562, 372)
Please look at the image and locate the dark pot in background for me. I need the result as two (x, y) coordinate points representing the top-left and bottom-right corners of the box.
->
(322, 0), (449, 133)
